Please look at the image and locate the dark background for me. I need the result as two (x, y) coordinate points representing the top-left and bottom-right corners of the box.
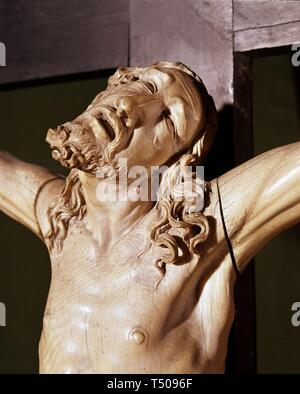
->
(253, 54), (300, 373)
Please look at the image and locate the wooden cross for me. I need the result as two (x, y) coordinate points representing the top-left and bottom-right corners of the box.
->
(1, 0), (300, 373)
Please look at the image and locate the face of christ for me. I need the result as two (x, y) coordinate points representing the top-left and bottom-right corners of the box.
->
(46, 64), (205, 176)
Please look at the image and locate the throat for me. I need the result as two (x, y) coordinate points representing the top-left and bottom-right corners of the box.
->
(78, 171), (154, 251)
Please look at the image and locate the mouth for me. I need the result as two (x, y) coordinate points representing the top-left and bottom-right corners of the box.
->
(96, 116), (116, 141)
(97, 105), (133, 142)
(46, 104), (132, 171)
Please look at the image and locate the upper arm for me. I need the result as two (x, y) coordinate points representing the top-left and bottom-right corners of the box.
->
(0, 151), (64, 239)
(218, 142), (300, 271)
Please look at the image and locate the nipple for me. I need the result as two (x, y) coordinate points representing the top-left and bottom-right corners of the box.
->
(129, 328), (147, 345)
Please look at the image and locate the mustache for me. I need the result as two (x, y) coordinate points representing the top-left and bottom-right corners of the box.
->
(47, 105), (133, 173)
(97, 105), (133, 163)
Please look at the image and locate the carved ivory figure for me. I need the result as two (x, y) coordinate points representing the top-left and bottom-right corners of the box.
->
(1, 61), (300, 374)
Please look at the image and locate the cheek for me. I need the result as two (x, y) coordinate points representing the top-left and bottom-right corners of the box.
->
(153, 122), (175, 153)
(114, 127), (153, 160)
(115, 123), (177, 167)
(178, 117), (199, 148)
(131, 127), (156, 156)
(153, 129), (167, 150)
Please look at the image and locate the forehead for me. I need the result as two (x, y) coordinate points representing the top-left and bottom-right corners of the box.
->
(91, 66), (201, 107)
(138, 67), (203, 111)
(137, 66), (176, 84)
(111, 66), (196, 91)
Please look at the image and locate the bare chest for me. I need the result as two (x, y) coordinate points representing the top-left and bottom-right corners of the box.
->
(45, 226), (196, 338)
(40, 224), (235, 373)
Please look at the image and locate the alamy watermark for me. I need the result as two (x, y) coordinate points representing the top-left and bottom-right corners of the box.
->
(291, 44), (300, 67)
(0, 42), (6, 67)
(0, 302), (6, 326)
(94, 158), (205, 211)
(291, 302), (300, 327)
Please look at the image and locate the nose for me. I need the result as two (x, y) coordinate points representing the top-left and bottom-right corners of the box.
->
(47, 128), (57, 139)
(115, 94), (163, 128)
(46, 127), (59, 146)
(115, 96), (135, 126)
(116, 96), (133, 116)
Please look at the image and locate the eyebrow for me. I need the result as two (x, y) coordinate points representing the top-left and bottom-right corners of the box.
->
(175, 71), (198, 108)
(143, 69), (170, 90)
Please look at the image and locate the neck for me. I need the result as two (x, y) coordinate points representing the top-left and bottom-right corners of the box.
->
(78, 171), (154, 252)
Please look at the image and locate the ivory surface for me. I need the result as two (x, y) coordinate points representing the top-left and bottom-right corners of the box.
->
(0, 62), (300, 374)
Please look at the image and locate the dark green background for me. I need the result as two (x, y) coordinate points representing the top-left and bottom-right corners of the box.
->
(253, 54), (300, 373)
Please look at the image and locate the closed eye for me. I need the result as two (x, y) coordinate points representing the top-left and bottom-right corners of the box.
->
(161, 108), (179, 144)
(140, 81), (158, 94)
(162, 109), (175, 130)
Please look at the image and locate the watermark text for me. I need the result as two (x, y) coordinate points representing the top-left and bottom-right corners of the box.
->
(291, 44), (300, 67)
(291, 302), (300, 327)
(0, 302), (6, 326)
(0, 42), (6, 66)
(94, 158), (205, 211)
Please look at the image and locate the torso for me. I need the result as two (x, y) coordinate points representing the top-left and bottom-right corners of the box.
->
(39, 181), (237, 374)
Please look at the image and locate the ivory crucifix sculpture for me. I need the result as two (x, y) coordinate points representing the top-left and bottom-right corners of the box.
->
(0, 61), (300, 374)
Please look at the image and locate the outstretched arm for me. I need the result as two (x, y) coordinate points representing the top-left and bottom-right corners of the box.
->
(0, 151), (63, 239)
(218, 142), (300, 271)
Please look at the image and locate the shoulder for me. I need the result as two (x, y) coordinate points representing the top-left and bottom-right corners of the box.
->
(200, 179), (235, 273)
(203, 178), (225, 244)
(217, 142), (300, 270)
(35, 177), (66, 239)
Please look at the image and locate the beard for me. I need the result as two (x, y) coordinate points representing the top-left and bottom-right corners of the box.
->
(47, 105), (132, 175)
(51, 140), (99, 173)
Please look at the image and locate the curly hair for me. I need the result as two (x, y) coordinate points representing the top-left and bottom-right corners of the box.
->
(45, 169), (86, 252)
(45, 62), (218, 277)
(144, 63), (217, 283)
